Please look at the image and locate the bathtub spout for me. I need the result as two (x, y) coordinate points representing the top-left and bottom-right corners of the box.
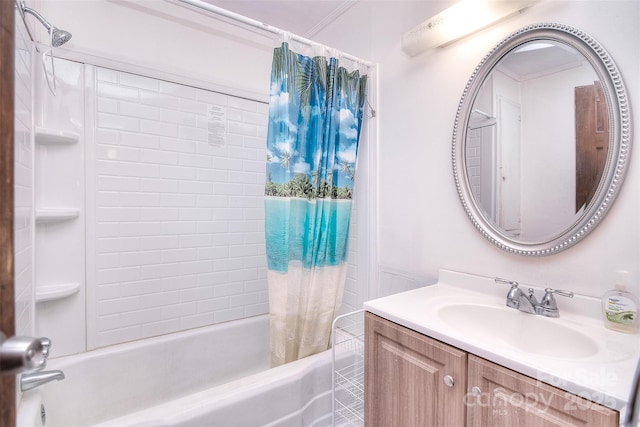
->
(20, 369), (65, 392)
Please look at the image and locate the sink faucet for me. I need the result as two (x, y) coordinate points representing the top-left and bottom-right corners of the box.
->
(496, 278), (573, 317)
(21, 369), (65, 392)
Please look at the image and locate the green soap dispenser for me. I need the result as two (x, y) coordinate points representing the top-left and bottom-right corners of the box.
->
(602, 270), (639, 334)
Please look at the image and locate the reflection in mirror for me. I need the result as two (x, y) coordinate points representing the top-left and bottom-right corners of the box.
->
(467, 40), (606, 242)
(453, 23), (632, 256)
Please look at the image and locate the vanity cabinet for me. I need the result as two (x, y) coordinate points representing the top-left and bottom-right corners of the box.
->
(364, 312), (619, 427)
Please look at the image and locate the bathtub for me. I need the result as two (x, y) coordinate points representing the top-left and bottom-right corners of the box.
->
(17, 315), (334, 427)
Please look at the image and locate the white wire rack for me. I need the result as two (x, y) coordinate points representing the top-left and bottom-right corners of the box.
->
(331, 309), (365, 427)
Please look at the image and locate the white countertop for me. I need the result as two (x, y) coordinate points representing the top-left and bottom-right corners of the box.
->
(364, 269), (640, 416)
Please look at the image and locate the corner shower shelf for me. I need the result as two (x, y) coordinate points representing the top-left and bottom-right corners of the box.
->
(35, 127), (79, 145)
(36, 282), (80, 303)
(36, 208), (80, 224)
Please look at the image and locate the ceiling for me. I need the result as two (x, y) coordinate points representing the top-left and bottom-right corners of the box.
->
(203, 0), (359, 38)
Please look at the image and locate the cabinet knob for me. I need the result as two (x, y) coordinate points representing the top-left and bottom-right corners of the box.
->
(471, 386), (482, 396)
(443, 375), (455, 387)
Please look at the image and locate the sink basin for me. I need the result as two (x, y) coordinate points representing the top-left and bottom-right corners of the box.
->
(436, 303), (600, 359)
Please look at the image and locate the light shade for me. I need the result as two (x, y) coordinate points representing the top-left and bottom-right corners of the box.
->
(401, 0), (536, 57)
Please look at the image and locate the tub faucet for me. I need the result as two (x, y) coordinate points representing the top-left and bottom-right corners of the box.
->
(21, 369), (65, 392)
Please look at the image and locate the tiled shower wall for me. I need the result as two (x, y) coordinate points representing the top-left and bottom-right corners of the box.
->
(88, 67), (271, 349)
(14, 9), (34, 337)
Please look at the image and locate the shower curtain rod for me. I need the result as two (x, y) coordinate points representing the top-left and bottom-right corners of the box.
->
(173, 0), (374, 68)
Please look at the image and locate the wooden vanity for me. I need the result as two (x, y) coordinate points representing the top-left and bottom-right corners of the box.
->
(362, 270), (639, 427)
(364, 312), (618, 426)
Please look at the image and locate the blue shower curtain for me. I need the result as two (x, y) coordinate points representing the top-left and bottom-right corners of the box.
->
(264, 42), (367, 366)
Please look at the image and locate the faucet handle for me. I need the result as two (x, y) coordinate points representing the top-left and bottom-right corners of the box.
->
(538, 288), (574, 317)
(527, 288), (539, 305)
(495, 278), (521, 309)
(35, 337), (52, 370)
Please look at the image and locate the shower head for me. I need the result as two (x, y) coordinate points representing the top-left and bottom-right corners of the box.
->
(20, 2), (72, 47)
(50, 28), (72, 47)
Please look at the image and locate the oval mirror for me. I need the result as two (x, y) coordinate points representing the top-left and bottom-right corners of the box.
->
(452, 23), (631, 256)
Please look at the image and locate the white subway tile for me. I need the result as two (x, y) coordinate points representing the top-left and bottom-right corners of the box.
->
(178, 152), (213, 168)
(227, 97), (258, 112)
(139, 178), (178, 193)
(162, 302), (197, 320)
(214, 283), (243, 297)
(162, 275), (198, 291)
(160, 80), (197, 99)
(118, 250), (162, 267)
(180, 286), (214, 303)
(97, 82), (139, 102)
(97, 207), (140, 222)
(196, 168), (228, 182)
(97, 67), (118, 83)
(140, 90), (179, 110)
(243, 135), (265, 149)
(179, 234), (213, 248)
(180, 313), (214, 330)
(229, 171), (257, 184)
(197, 247), (229, 260)
(228, 121), (258, 137)
(197, 271), (229, 286)
(98, 112), (140, 132)
(179, 208), (212, 221)
(179, 125), (208, 142)
(159, 165), (196, 180)
(229, 244), (262, 257)
(244, 303), (268, 317)
(226, 109), (243, 122)
(213, 233), (244, 247)
(120, 279), (162, 297)
(159, 137), (196, 153)
(120, 101), (161, 121)
(213, 257), (244, 272)
(179, 98), (208, 115)
(97, 176), (141, 192)
(160, 222), (197, 235)
(138, 208), (180, 222)
(242, 111), (267, 125)
(198, 297), (229, 313)
(228, 268), (258, 283)
(141, 263), (181, 280)
(97, 266), (142, 285)
(159, 193), (197, 207)
(180, 260), (212, 275)
(178, 180), (213, 195)
(243, 208), (265, 220)
(120, 307), (163, 326)
(161, 109), (197, 127)
(139, 148), (179, 165)
(139, 235), (180, 250)
(119, 73), (160, 92)
(97, 98), (119, 114)
(142, 319), (181, 337)
(121, 131), (159, 149)
(97, 237), (140, 253)
(119, 192), (160, 207)
(214, 307), (245, 324)
(230, 292), (258, 308)
(196, 221), (229, 233)
(197, 90), (228, 105)
(161, 248), (198, 263)
(140, 119), (178, 137)
(212, 208), (244, 221)
(212, 183), (244, 195)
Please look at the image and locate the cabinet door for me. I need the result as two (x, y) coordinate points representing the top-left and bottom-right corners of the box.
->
(365, 312), (467, 427)
(467, 355), (619, 427)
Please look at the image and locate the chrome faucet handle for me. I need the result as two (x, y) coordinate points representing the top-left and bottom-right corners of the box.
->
(538, 288), (574, 317)
(495, 278), (521, 308)
(35, 337), (52, 370)
(527, 288), (539, 305)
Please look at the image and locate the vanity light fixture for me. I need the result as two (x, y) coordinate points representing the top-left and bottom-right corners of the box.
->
(401, 0), (537, 56)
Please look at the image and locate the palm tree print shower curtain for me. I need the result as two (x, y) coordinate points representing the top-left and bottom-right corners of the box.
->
(264, 42), (367, 366)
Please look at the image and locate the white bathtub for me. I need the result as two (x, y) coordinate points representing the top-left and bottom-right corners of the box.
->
(17, 315), (334, 427)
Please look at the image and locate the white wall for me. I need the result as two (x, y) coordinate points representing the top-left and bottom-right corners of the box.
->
(315, 0), (640, 298)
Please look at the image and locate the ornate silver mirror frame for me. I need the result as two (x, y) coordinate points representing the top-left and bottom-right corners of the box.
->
(452, 23), (632, 256)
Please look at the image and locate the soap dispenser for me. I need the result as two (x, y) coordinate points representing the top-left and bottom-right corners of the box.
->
(602, 270), (639, 334)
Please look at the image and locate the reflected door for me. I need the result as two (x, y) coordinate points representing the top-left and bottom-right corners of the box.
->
(575, 81), (609, 212)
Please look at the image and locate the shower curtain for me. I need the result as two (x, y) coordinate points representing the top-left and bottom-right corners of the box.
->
(264, 42), (367, 366)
